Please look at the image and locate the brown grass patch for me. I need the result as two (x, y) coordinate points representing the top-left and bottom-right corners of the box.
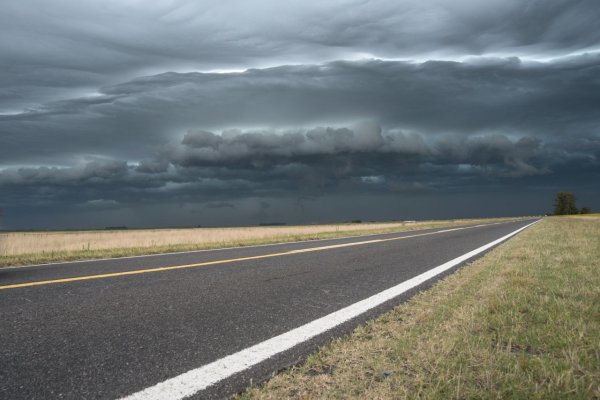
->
(0, 217), (524, 267)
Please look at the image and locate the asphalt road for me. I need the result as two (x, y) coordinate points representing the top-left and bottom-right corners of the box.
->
(0, 219), (537, 399)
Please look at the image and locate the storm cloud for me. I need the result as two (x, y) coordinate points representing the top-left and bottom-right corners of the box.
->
(0, 1), (599, 229)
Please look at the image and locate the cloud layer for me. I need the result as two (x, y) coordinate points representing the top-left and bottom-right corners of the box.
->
(2, 0), (600, 110)
(2, 117), (598, 227)
(3, 54), (599, 164)
(1, 1), (599, 228)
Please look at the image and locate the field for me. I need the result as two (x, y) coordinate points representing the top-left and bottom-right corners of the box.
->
(0, 217), (524, 267)
(241, 217), (600, 399)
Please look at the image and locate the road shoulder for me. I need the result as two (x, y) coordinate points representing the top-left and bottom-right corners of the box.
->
(240, 217), (600, 399)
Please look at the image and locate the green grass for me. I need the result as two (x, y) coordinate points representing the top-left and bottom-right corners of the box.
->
(240, 217), (600, 399)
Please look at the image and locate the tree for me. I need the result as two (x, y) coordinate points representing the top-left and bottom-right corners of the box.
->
(554, 192), (578, 215)
(580, 207), (592, 214)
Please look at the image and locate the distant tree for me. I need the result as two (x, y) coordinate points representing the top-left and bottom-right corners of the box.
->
(580, 207), (592, 214)
(554, 192), (578, 215)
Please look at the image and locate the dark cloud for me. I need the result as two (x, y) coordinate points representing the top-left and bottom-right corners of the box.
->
(1, 55), (599, 228)
(2, 54), (599, 167)
(167, 126), (556, 180)
(2, 0), (599, 111)
(1, 1), (599, 228)
(204, 202), (236, 210)
(1, 121), (598, 228)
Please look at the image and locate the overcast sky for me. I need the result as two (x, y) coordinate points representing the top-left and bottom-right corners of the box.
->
(1, 0), (599, 229)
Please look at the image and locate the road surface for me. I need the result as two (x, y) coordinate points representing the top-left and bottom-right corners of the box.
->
(0, 219), (538, 399)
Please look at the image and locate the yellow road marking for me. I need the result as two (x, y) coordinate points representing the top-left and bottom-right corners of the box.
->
(0, 223), (497, 290)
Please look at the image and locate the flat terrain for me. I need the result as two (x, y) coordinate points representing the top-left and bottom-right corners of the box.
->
(243, 217), (600, 399)
(0, 219), (535, 399)
(0, 217), (524, 267)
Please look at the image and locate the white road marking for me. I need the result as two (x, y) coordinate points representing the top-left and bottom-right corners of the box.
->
(120, 219), (539, 400)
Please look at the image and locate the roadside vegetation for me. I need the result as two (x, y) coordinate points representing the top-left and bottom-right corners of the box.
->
(241, 216), (600, 399)
(553, 191), (592, 215)
(0, 217), (525, 267)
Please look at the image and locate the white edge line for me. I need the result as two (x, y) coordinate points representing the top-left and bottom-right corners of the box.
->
(120, 219), (540, 400)
(2, 219), (523, 270)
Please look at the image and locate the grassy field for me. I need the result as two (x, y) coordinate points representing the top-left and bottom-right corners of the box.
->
(0, 217), (524, 267)
(241, 217), (600, 399)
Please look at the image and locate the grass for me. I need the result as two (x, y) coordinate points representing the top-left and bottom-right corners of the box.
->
(0, 217), (524, 267)
(240, 217), (600, 399)
(572, 214), (600, 219)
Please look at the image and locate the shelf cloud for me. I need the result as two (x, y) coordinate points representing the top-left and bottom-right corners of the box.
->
(1, 1), (598, 228)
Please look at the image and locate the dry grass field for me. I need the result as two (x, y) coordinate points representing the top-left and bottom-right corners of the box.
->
(0, 217), (523, 267)
(241, 216), (600, 399)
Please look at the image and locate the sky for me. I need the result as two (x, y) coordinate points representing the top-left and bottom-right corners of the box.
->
(1, 0), (599, 229)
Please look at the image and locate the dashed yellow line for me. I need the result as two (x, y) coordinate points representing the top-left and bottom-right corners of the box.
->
(0, 223), (498, 290)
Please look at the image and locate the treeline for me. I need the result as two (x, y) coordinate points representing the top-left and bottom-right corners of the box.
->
(554, 192), (592, 215)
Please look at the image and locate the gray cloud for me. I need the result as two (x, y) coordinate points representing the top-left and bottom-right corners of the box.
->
(2, 120), (598, 229)
(1, 55), (599, 228)
(1, 1), (599, 229)
(2, 0), (599, 111)
(167, 125), (554, 179)
(2, 54), (599, 167)
(1, 124), (597, 212)
(204, 202), (235, 209)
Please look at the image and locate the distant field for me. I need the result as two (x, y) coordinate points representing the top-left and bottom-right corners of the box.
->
(0, 217), (526, 267)
(242, 216), (599, 399)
